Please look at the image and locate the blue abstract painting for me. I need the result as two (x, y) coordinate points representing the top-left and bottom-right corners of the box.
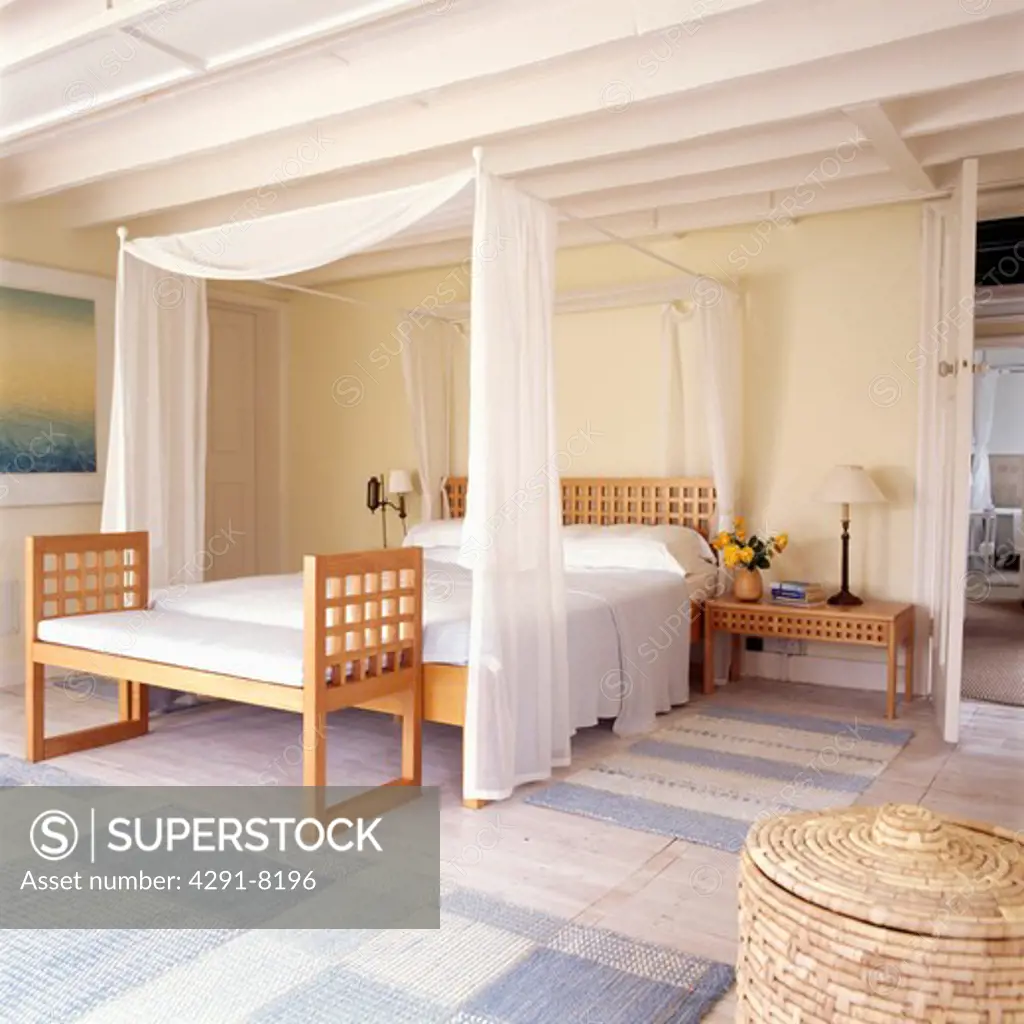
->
(0, 284), (97, 474)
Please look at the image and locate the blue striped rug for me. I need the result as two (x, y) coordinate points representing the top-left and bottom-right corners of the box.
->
(526, 707), (913, 852)
(0, 757), (733, 1022)
(1, 886), (733, 1023)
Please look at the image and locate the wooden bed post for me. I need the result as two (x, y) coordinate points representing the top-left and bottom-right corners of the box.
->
(25, 538), (44, 762)
(400, 545), (423, 786)
(302, 555), (328, 788)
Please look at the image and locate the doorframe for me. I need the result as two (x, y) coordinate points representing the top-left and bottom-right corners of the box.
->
(910, 202), (946, 700)
(207, 287), (289, 574)
(910, 162), (980, 742)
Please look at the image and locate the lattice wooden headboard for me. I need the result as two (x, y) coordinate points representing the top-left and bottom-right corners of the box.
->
(444, 477), (717, 536)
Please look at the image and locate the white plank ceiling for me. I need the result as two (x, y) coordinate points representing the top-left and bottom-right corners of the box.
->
(1, 0), (1023, 281)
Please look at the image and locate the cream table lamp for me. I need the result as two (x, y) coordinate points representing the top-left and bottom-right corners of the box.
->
(816, 464), (887, 606)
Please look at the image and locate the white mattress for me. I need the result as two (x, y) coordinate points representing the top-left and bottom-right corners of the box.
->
(37, 610), (306, 688)
(146, 559), (720, 735)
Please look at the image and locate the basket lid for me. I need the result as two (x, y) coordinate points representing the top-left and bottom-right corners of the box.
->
(745, 804), (1024, 939)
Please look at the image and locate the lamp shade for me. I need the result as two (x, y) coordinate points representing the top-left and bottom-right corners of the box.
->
(816, 465), (887, 505)
(387, 469), (414, 495)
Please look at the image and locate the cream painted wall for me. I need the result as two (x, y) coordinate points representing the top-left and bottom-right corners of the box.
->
(0, 201), (285, 687)
(287, 203), (922, 609)
(0, 201), (119, 686)
(0, 196), (923, 691)
(286, 266), (465, 562)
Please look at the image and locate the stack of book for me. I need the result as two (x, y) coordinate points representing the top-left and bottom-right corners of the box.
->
(770, 581), (827, 606)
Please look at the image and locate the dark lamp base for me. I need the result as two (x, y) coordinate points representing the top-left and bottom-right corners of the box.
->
(827, 589), (864, 607)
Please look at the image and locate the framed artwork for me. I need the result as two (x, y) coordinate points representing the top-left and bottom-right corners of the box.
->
(0, 259), (113, 507)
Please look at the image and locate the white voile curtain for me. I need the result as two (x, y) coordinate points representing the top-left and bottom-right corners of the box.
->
(400, 319), (455, 520)
(461, 169), (570, 802)
(971, 358), (998, 511)
(126, 170), (475, 279)
(101, 251), (209, 592)
(660, 290), (744, 531)
(698, 291), (743, 532)
(661, 303), (689, 475)
(104, 168), (478, 591)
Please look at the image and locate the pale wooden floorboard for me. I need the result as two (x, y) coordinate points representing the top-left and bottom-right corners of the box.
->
(1, 676), (1021, 1015)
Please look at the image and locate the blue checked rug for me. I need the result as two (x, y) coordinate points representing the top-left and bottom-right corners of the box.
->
(0, 757), (734, 1023)
(526, 706), (913, 853)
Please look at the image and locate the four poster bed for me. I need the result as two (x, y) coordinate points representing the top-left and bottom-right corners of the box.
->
(25, 473), (717, 807)
(415, 476), (718, 732)
(24, 148), (744, 806)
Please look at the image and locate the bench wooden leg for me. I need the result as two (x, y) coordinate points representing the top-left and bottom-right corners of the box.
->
(26, 662), (45, 763)
(399, 684), (422, 786)
(131, 681), (150, 729)
(463, 799), (491, 810)
(119, 678), (150, 729)
(302, 702), (326, 787)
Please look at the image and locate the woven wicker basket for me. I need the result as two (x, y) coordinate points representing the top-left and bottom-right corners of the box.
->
(737, 804), (1024, 1023)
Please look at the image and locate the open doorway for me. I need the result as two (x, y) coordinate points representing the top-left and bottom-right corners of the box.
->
(964, 218), (1024, 708)
(206, 297), (288, 581)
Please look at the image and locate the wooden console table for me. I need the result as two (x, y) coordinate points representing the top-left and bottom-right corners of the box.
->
(703, 598), (916, 719)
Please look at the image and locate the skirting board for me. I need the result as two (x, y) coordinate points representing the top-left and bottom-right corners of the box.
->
(741, 649), (907, 693)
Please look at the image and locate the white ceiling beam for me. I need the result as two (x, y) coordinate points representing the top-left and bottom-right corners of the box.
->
(0, 0), (171, 73)
(978, 183), (1024, 220)
(898, 74), (1024, 138)
(49, 7), (1024, 229)
(120, 25), (207, 73)
(75, 112), (862, 230)
(98, 16), (1023, 233)
(5, 0), (1021, 209)
(940, 150), (1024, 191)
(520, 116), (865, 197)
(0, 0), (770, 194)
(554, 151), (888, 222)
(0, 0), (466, 147)
(916, 115), (1024, 168)
(841, 102), (935, 191)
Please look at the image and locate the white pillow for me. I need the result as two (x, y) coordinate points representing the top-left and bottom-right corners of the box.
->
(404, 519), (463, 549)
(562, 524), (715, 576)
(419, 545), (464, 565)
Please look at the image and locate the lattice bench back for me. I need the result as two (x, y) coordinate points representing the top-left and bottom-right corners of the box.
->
(26, 532), (149, 631)
(303, 547), (423, 686)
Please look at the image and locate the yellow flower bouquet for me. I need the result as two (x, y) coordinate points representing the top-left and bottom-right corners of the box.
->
(711, 518), (788, 572)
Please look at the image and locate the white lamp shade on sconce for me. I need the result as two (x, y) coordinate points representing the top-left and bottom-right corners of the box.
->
(816, 465), (887, 506)
(387, 469), (414, 496)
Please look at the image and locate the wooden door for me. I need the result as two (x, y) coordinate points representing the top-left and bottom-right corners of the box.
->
(930, 159), (979, 743)
(205, 305), (258, 581)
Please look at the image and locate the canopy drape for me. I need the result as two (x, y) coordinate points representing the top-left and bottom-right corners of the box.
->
(660, 290), (744, 532)
(661, 303), (690, 475)
(461, 169), (570, 801)
(103, 156), (733, 798)
(101, 251), (209, 594)
(401, 318), (455, 520)
(971, 357), (998, 511)
(105, 168), (477, 598)
(699, 290), (744, 533)
(125, 170), (475, 280)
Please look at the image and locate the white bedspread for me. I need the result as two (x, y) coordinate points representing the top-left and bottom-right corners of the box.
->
(38, 610), (305, 687)
(147, 559), (718, 736)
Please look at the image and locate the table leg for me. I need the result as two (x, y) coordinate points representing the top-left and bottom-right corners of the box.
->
(703, 619), (715, 695)
(729, 634), (742, 683)
(904, 621), (914, 705)
(886, 636), (897, 720)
